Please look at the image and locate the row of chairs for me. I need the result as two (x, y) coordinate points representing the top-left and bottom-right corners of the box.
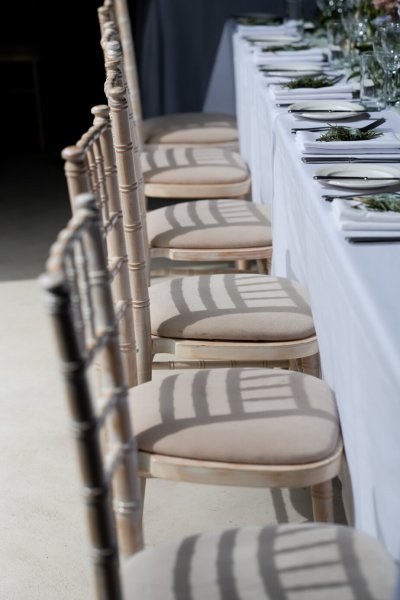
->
(42, 197), (396, 599)
(40, 0), (397, 598)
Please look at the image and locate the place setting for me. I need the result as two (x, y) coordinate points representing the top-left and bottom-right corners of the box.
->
(289, 106), (400, 167)
(324, 192), (400, 244)
(307, 125), (400, 196)
(252, 42), (327, 66)
(271, 75), (355, 104)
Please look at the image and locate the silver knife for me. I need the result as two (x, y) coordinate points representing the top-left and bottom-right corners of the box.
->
(346, 236), (400, 244)
(304, 157), (400, 164)
(314, 175), (400, 181)
(288, 108), (368, 113)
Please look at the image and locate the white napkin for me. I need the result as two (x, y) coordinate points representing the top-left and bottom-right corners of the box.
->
(238, 24), (299, 36)
(332, 198), (400, 230)
(296, 130), (400, 155)
(275, 93), (353, 102)
(271, 82), (354, 99)
(271, 84), (354, 102)
(253, 48), (326, 64)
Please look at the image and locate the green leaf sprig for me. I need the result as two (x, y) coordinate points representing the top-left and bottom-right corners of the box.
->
(316, 126), (383, 142)
(262, 44), (311, 53)
(346, 70), (360, 81)
(282, 76), (335, 89)
(353, 194), (400, 213)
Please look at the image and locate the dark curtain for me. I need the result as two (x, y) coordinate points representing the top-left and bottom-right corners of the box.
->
(138, 0), (317, 118)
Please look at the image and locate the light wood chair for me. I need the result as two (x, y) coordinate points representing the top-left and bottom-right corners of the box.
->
(98, 0), (239, 150)
(100, 30), (251, 203)
(103, 59), (320, 384)
(61, 102), (310, 389)
(41, 198), (396, 600)
(62, 106), (272, 297)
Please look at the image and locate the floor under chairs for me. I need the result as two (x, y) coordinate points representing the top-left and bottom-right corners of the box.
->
(40, 195), (397, 600)
(98, 0), (239, 150)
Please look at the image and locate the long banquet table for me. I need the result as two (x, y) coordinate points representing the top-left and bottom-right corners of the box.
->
(233, 30), (400, 561)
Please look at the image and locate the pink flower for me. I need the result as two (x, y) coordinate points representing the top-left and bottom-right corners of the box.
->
(372, 0), (398, 14)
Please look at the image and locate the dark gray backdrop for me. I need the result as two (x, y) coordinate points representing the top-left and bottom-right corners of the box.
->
(137, 0), (317, 117)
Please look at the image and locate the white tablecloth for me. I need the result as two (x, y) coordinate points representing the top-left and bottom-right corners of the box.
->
(233, 32), (400, 562)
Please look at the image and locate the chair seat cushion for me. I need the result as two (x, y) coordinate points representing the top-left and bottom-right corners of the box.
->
(130, 368), (339, 464)
(143, 112), (238, 145)
(141, 147), (249, 186)
(149, 274), (315, 342)
(148, 200), (272, 249)
(122, 523), (396, 600)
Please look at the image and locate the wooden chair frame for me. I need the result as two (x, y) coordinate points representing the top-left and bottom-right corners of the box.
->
(41, 197), (143, 598)
(43, 196), (342, 540)
(104, 60), (320, 377)
(100, 30), (249, 202)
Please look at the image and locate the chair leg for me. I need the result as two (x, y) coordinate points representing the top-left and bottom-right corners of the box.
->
(236, 259), (250, 271)
(139, 476), (147, 525)
(311, 480), (334, 522)
(300, 353), (321, 377)
(256, 259), (269, 274)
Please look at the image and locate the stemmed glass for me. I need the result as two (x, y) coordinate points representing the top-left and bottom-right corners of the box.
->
(376, 22), (400, 105)
(316, 0), (345, 19)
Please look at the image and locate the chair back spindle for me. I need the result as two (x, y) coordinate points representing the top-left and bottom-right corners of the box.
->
(99, 0), (144, 145)
(62, 109), (138, 386)
(105, 68), (152, 385)
(41, 194), (143, 599)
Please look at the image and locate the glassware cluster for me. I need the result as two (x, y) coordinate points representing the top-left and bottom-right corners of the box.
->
(319, 0), (400, 106)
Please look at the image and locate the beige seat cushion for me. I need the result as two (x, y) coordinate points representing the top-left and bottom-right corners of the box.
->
(141, 147), (249, 186)
(149, 274), (315, 342)
(143, 112), (238, 146)
(148, 200), (272, 249)
(130, 368), (339, 464)
(123, 523), (396, 600)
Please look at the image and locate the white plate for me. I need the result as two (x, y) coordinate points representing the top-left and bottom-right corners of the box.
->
(314, 164), (400, 190)
(288, 100), (368, 120)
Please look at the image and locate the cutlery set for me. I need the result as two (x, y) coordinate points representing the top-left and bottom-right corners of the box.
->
(304, 158), (400, 164)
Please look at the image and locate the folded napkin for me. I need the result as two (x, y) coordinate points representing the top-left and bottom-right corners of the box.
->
(332, 198), (400, 231)
(238, 24), (299, 37)
(271, 84), (354, 103)
(253, 48), (326, 65)
(275, 93), (353, 102)
(271, 81), (353, 98)
(296, 130), (400, 155)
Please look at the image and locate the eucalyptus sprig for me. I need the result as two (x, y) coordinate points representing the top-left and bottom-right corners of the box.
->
(282, 76), (335, 89)
(262, 44), (311, 53)
(317, 126), (383, 142)
(353, 194), (400, 213)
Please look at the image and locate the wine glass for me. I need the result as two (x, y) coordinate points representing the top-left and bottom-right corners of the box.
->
(379, 23), (400, 105)
(374, 49), (400, 105)
(316, 0), (345, 19)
